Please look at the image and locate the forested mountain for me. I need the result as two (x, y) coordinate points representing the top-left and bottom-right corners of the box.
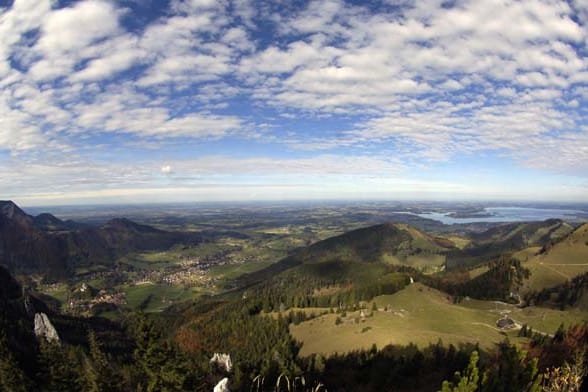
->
(238, 223), (454, 287)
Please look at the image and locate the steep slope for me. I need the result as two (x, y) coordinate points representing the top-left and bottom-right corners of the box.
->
(446, 219), (574, 270)
(526, 270), (588, 310)
(470, 219), (573, 244)
(0, 201), (71, 280)
(0, 265), (51, 374)
(0, 201), (34, 227)
(61, 218), (199, 268)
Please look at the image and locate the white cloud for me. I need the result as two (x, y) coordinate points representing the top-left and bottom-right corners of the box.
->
(0, 0), (52, 77)
(36, 0), (120, 54)
(69, 36), (145, 82)
(235, 0), (586, 116)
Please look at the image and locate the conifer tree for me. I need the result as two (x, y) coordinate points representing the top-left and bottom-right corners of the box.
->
(439, 350), (480, 392)
(133, 315), (187, 391)
(480, 341), (541, 392)
(81, 330), (119, 392)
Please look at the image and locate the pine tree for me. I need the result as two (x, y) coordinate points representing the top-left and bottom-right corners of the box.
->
(81, 330), (120, 392)
(133, 315), (188, 391)
(480, 341), (542, 392)
(439, 350), (480, 392)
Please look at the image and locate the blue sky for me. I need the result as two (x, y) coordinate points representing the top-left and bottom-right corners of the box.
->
(1, 0), (588, 206)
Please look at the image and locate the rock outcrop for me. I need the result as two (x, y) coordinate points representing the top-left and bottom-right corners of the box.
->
(210, 353), (232, 372)
(34, 313), (60, 342)
(213, 378), (229, 392)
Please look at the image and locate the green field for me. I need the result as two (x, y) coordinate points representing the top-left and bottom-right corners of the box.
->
(446, 235), (471, 249)
(38, 283), (70, 309)
(121, 283), (202, 312)
(290, 283), (587, 356)
(521, 226), (588, 293)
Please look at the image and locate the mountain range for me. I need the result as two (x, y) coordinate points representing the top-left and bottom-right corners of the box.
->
(0, 200), (200, 280)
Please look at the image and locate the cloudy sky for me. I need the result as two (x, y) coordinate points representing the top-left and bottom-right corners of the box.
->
(1, 0), (588, 206)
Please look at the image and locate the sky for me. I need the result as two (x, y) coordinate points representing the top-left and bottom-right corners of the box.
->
(1, 0), (588, 206)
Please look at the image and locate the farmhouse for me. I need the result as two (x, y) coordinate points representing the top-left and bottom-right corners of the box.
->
(496, 316), (516, 329)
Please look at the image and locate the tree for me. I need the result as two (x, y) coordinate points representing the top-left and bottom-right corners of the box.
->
(480, 341), (541, 392)
(81, 330), (120, 392)
(542, 351), (586, 392)
(132, 315), (188, 391)
(439, 350), (480, 392)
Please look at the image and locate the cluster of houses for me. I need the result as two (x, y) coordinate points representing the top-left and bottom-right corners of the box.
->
(67, 286), (127, 313)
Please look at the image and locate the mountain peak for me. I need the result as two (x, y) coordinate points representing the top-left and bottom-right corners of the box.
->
(33, 213), (70, 231)
(0, 200), (26, 219)
(0, 200), (33, 228)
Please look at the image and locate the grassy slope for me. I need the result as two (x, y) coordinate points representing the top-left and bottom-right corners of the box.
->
(290, 283), (587, 356)
(446, 220), (574, 270)
(522, 223), (588, 293)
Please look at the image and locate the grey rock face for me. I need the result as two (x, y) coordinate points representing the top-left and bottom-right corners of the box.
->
(34, 313), (60, 342)
(210, 353), (232, 372)
(213, 377), (229, 392)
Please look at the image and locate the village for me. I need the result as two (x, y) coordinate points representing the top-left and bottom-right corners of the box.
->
(40, 251), (243, 315)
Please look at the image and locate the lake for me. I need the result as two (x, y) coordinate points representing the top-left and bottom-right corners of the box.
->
(416, 206), (587, 225)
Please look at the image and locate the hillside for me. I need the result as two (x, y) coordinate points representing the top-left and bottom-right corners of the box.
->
(526, 270), (588, 310)
(238, 223), (455, 287)
(0, 201), (201, 280)
(522, 223), (588, 293)
(290, 282), (587, 356)
(446, 219), (574, 270)
(292, 223), (453, 263)
(0, 201), (72, 280)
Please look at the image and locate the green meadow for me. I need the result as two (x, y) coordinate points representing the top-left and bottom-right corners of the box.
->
(289, 283), (587, 356)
